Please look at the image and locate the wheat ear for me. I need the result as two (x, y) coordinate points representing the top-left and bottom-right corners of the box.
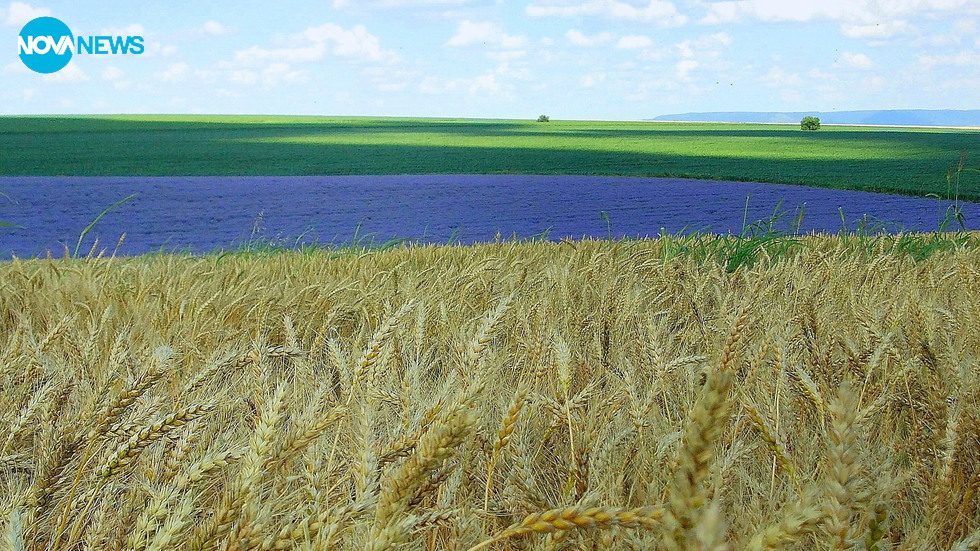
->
(350, 301), (414, 403)
(662, 313), (745, 551)
(484, 387), (527, 509)
(125, 449), (245, 551)
(224, 383), (290, 551)
(863, 502), (888, 551)
(463, 295), (513, 374)
(744, 486), (827, 551)
(744, 404), (796, 481)
(100, 404), (215, 479)
(89, 369), (166, 441)
(268, 406), (345, 467)
(1, 380), (56, 455)
(466, 505), (665, 551)
(378, 402), (443, 467)
(6, 507), (24, 551)
(259, 499), (373, 551)
(144, 494), (195, 551)
(369, 403), (477, 551)
(786, 362), (826, 426)
(950, 529), (980, 551)
(823, 383), (863, 550)
(177, 448), (245, 490)
(37, 312), (75, 353)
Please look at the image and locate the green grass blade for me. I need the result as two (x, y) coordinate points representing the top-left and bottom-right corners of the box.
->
(73, 193), (138, 258)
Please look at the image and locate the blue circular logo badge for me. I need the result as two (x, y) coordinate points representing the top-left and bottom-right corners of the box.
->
(19, 17), (73, 74)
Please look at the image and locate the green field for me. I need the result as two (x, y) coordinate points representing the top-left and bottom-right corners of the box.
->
(1, 115), (978, 200)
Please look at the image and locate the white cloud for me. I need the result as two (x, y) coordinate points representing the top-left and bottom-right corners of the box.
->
(700, 0), (973, 40)
(232, 23), (397, 66)
(155, 62), (189, 82)
(260, 62), (307, 86)
(224, 62), (308, 88)
(143, 42), (178, 57)
(420, 72), (506, 95)
(762, 67), (803, 87)
(3, 61), (29, 74)
(675, 33), (731, 59)
(377, 81), (407, 91)
(419, 76), (442, 93)
(527, 0), (687, 26)
(333, 0), (477, 9)
(199, 20), (231, 35)
(3, 2), (50, 26)
(807, 68), (837, 81)
(840, 20), (912, 38)
(102, 66), (125, 80)
(617, 35), (652, 49)
(447, 20), (527, 48)
(676, 59), (698, 80)
(41, 64), (88, 83)
(953, 19), (976, 33)
(467, 72), (503, 94)
(699, 1), (741, 24)
(580, 72), (605, 87)
(22, 88), (35, 101)
(622, 78), (678, 101)
(861, 75), (885, 92)
(216, 89), (243, 100)
(99, 23), (145, 36)
(229, 69), (258, 85)
(303, 23), (396, 61)
(918, 50), (980, 67)
(565, 29), (612, 46)
(234, 44), (325, 65)
(840, 52), (873, 69)
(226, 62), (306, 87)
(487, 50), (527, 61)
(418, 62), (523, 97)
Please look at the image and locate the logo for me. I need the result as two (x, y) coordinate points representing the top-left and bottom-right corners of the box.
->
(18, 16), (144, 74)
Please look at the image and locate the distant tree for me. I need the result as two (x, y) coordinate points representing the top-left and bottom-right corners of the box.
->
(800, 116), (821, 131)
(537, 115), (550, 123)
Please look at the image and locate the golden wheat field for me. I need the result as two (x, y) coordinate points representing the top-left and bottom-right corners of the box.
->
(2, 236), (980, 551)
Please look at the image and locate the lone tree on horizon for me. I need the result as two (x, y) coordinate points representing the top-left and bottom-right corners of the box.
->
(800, 116), (821, 131)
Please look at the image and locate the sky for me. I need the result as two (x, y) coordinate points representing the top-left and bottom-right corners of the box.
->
(1, 0), (979, 120)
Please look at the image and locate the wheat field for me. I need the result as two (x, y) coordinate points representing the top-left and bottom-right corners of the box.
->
(2, 236), (979, 550)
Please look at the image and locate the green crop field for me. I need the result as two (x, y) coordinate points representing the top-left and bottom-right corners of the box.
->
(1, 115), (978, 200)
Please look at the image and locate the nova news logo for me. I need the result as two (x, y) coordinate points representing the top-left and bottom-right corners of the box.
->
(18, 16), (144, 74)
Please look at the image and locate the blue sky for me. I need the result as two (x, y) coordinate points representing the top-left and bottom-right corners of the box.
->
(2, 0), (978, 119)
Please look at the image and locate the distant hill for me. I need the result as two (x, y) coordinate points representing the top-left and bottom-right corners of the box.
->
(650, 110), (980, 127)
